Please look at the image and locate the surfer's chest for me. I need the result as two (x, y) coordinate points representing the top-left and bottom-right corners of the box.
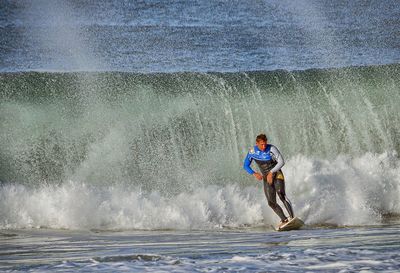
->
(251, 151), (273, 161)
(251, 150), (276, 173)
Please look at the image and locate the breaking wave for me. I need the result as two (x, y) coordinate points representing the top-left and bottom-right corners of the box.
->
(1, 64), (399, 229)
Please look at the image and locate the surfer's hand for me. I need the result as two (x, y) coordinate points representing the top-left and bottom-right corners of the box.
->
(253, 173), (263, 181)
(266, 172), (274, 184)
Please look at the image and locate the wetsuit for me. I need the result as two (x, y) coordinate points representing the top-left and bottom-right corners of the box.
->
(243, 144), (294, 221)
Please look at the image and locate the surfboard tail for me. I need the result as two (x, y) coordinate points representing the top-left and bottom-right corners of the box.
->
(276, 217), (304, 231)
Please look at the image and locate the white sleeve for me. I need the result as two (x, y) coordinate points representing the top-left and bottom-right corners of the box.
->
(269, 145), (285, 173)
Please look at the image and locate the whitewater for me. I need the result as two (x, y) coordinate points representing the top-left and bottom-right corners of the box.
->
(1, 151), (399, 230)
(1, 65), (400, 231)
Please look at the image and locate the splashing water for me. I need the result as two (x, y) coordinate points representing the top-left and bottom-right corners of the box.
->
(1, 64), (399, 229)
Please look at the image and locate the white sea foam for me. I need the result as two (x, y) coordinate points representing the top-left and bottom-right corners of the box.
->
(0, 183), (266, 230)
(1, 152), (399, 230)
(287, 151), (400, 226)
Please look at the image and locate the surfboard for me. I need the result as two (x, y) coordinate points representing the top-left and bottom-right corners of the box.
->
(275, 217), (304, 231)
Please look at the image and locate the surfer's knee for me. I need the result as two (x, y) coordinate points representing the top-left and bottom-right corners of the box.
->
(277, 191), (285, 201)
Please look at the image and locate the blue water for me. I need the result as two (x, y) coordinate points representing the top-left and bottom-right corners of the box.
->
(1, 1), (400, 272)
(1, 0), (399, 72)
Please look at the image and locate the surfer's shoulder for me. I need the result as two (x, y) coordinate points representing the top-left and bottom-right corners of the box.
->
(269, 145), (281, 155)
(268, 144), (276, 150)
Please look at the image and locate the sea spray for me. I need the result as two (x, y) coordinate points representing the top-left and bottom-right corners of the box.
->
(1, 64), (399, 228)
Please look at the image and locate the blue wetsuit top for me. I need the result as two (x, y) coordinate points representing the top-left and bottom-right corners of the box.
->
(243, 144), (285, 175)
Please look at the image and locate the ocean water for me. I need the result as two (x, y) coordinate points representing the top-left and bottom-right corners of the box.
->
(1, 0), (399, 72)
(1, 227), (400, 272)
(1, 0), (400, 272)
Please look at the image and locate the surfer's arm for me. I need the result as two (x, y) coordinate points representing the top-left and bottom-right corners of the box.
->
(243, 153), (255, 175)
(269, 145), (285, 173)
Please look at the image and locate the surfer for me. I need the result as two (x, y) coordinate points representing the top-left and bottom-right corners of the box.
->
(243, 134), (294, 228)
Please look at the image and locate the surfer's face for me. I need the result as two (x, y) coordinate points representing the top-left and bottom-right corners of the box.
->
(256, 140), (267, 151)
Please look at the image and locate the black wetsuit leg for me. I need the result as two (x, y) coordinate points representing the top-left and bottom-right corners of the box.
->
(274, 179), (294, 218)
(263, 179), (287, 221)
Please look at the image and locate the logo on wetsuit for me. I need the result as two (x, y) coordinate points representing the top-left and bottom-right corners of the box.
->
(249, 145), (273, 161)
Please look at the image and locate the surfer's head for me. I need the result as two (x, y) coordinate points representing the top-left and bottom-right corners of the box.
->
(256, 134), (268, 151)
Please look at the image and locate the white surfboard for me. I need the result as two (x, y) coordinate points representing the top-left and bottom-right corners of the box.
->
(275, 217), (304, 231)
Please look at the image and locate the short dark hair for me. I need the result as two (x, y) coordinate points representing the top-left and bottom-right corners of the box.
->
(256, 134), (267, 142)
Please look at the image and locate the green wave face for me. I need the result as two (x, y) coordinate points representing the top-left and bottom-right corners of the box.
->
(1, 64), (399, 187)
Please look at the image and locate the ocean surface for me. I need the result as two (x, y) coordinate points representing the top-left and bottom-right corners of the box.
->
(1, 0), (400, 272)
(1, 226), (400, 272)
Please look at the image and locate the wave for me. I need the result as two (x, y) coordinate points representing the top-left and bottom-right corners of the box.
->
(1, 64), (399, 185)
(1, 64), (399, 229)
(1, 152), (399, 230)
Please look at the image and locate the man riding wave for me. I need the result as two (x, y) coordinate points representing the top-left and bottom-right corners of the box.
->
(243, 134), (294, 228)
